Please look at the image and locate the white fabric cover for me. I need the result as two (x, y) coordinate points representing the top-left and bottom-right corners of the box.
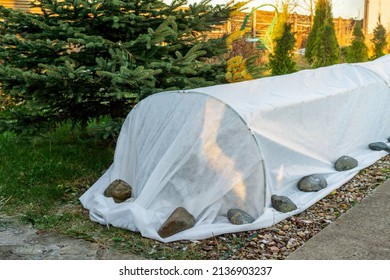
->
(80, 55), (390, 242)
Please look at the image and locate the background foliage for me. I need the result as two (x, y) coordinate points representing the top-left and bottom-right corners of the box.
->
(304, 0), (339, 67)
(346, 22), (368, 63)
(268, 21), (296, 75)
(371, 15), (388, 60)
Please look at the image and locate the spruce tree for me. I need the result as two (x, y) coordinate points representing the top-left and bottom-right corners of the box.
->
(0, 0), (230, 135)
(346, 22), (368, 63)
(305, 0), (339, 67)
(268, 22), (296, 75)
(371, 14), (388, 60)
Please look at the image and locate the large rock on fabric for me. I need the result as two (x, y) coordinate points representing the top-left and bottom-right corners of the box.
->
(271, 195), (297, 213)
(298, 174), (327, 192)
(158, 207), (195, 238)
(104, 179), (132, 203)
(227, 209), (255, 225)
(369, 142), (390, 152)
(334, 156), (358, 171)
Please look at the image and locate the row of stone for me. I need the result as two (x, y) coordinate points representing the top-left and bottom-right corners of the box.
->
(103, 180), (260, 237)
(270, 156), (357, 214)
(270, 140), (390, 214)
(159, 207), (257, 238)
(103, 139), (390, 238)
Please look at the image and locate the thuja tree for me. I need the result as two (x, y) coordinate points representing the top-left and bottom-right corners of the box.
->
(305, 0), (339, 67)
(0, 0), (230, 135)
(346, 22), (368, 63)
(371, 15), (388, 60)
(268, 22), (296, 76)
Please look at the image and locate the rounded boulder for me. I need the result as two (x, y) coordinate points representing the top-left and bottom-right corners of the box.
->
(298, 174), (327, 192)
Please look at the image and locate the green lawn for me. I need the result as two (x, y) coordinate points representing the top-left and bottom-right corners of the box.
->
(0, 126), (205, 259)
(0, 127), (112, 211)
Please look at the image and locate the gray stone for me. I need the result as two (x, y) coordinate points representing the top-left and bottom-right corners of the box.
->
(368, 142), (390, 152)
(298, 174), (327, 192)
(158, 207), (195, 238)
(388, 136), (390, 143)
(227, 209), (255, 225)
(271, 195), (297, 213)
(334, 156), (358, 171)
(104, 179), (132, 203)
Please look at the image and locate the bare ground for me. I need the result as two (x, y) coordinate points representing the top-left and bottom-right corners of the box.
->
(0, 215), (143, 260)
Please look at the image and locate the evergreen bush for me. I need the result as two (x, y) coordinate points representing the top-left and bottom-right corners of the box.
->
(305, 0), (339, 67)
(346, 22), (368, 63)
(269, 22), (296, 76)
(0, 0), (231, 135)
(371, 15), (388, 60)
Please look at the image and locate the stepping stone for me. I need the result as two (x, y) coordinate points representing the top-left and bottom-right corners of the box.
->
(158, 207), (195, 238)
(368, 142), (390, 152)
(334, 156), (358, 171)
(271, 195), (297, 213)
(227, 209), (255, 225)
(104, 179), (132, 203)
(298, 174), (327, 192)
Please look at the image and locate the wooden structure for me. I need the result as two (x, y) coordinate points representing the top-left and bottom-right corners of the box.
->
(209, 9), (355, 48)
(0, 1), (361, 49)
(0, 0), (40, 13)
(0, 0), (33, 10)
